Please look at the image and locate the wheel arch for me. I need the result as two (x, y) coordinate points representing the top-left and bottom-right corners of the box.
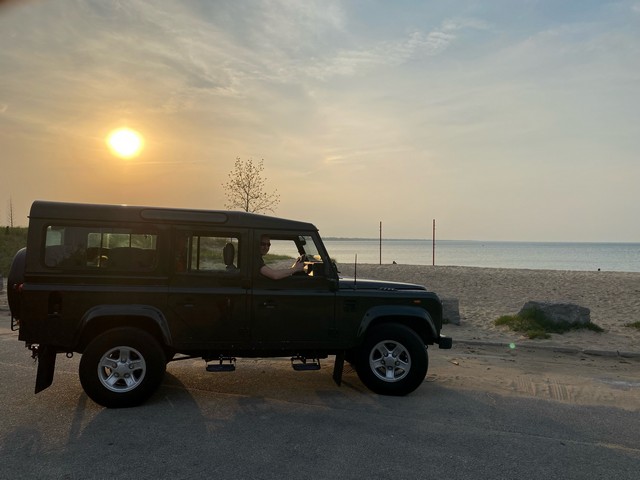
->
(358, 305), (438, 345)
(75, 305), (172, 353)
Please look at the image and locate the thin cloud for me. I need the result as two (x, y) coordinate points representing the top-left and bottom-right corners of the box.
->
(297, 17), (490, 82)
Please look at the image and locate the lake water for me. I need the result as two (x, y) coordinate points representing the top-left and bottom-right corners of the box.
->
(322, 239), (640, 272)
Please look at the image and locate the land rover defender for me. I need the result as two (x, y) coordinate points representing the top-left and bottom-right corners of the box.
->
(8, 200), (452, 408)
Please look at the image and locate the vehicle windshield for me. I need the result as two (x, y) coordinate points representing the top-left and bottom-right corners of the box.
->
(298, 235), (322, 260)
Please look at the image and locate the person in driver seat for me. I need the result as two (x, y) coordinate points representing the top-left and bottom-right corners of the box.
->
(257, 235), (305, 279)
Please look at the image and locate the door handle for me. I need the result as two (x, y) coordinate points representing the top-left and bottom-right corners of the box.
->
(178, 298), (195, 308)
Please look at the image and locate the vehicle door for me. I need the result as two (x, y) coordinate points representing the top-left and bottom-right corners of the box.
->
(250, 231), (337, 349)
(168, 228), (249, 349)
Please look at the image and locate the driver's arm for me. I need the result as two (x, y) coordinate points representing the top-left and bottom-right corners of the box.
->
(260, 257), (305, 279)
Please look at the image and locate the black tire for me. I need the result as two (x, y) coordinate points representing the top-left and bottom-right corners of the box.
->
(79, 327), (166, 408)
(355, 324), (428, 396)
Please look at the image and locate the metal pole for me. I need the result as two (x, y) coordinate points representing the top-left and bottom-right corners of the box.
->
(379, 221), (382, 265)
(432, 219), (435, 266)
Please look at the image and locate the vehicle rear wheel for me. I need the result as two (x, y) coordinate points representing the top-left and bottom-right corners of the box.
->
(79, 327), (166, 408)
(355, 324), (428, 396)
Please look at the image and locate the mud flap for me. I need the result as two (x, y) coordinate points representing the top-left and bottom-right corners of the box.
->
(332, 351), (345, 386)
(35, 345), (57, 394)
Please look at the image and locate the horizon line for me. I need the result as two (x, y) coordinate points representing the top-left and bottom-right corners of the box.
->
(322, 237), (640, 245)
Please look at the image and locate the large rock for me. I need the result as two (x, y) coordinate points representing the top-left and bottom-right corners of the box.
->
(519, 301), (591, 326)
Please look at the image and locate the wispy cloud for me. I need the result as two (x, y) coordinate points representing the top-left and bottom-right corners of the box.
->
(299, 19), (486, 81)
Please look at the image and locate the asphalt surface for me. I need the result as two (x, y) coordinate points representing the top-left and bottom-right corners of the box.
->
(1, 315), (639, 480)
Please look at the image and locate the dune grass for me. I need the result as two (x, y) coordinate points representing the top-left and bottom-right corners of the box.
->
(0, 227), (28, 277)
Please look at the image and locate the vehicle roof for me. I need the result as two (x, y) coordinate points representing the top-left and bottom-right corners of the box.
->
(29, 200), (318, 231)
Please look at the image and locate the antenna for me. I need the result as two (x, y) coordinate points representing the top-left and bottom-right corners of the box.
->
(379, 221), (382, 265)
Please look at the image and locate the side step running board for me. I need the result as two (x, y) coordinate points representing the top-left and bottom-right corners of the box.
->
(291, 355), (321, 371)
(206, 356), (236, 372)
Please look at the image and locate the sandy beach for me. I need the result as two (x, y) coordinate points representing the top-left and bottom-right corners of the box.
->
(2, 267), (640, 410)
(337, 264), (640, 354)
(332, 264), (640, 410)
(2, 265), (639, 352)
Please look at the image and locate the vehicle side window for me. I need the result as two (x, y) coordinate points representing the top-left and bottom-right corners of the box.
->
(261, 234), (326, 277)
(181, 234), (240, 273)
(263, 238), (302, 267)
(44, 225), (158, 272)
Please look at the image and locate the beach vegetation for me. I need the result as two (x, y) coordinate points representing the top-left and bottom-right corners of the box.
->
(0, 226), (28, 277)
(495, 308), (604, 339)
(626, 321), (640, 330)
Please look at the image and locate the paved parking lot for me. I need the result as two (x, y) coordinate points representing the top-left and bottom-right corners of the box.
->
(1, 314), (639, 480)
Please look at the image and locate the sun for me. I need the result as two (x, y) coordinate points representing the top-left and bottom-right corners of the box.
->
(106, 128), (144, 159)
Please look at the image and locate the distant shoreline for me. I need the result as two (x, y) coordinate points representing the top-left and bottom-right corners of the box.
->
(324, 237), (640, 245)
(324, 239), (640, 273)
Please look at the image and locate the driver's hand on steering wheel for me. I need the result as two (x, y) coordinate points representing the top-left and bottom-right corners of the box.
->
(292, 256), (306, 273)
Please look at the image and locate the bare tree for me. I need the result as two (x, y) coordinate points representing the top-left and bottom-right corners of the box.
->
(222, 157), (280, 213)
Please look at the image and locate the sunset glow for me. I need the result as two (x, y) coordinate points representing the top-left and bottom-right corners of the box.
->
(2, 2), (640, 241)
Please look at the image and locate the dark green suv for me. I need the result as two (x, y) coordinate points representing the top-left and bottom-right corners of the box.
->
(8, 201), (451, 408)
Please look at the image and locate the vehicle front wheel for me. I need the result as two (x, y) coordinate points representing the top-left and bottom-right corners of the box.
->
(79, 327), (166, 408)
(355, 324), (428, 396)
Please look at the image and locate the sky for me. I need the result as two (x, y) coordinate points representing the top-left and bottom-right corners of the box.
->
(1, 0), (639, 242)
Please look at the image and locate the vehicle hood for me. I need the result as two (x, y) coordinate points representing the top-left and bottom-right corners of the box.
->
(338, 277), (428, 291)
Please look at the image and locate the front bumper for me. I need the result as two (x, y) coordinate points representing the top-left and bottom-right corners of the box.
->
(437, 335), (453, 349)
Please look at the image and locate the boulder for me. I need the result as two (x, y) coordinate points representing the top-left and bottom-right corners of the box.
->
(518, 301), (591, 326)
(441, 297), (460, 325)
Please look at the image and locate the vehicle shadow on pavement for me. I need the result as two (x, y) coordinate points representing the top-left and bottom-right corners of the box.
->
(2, 365), (640, 480)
